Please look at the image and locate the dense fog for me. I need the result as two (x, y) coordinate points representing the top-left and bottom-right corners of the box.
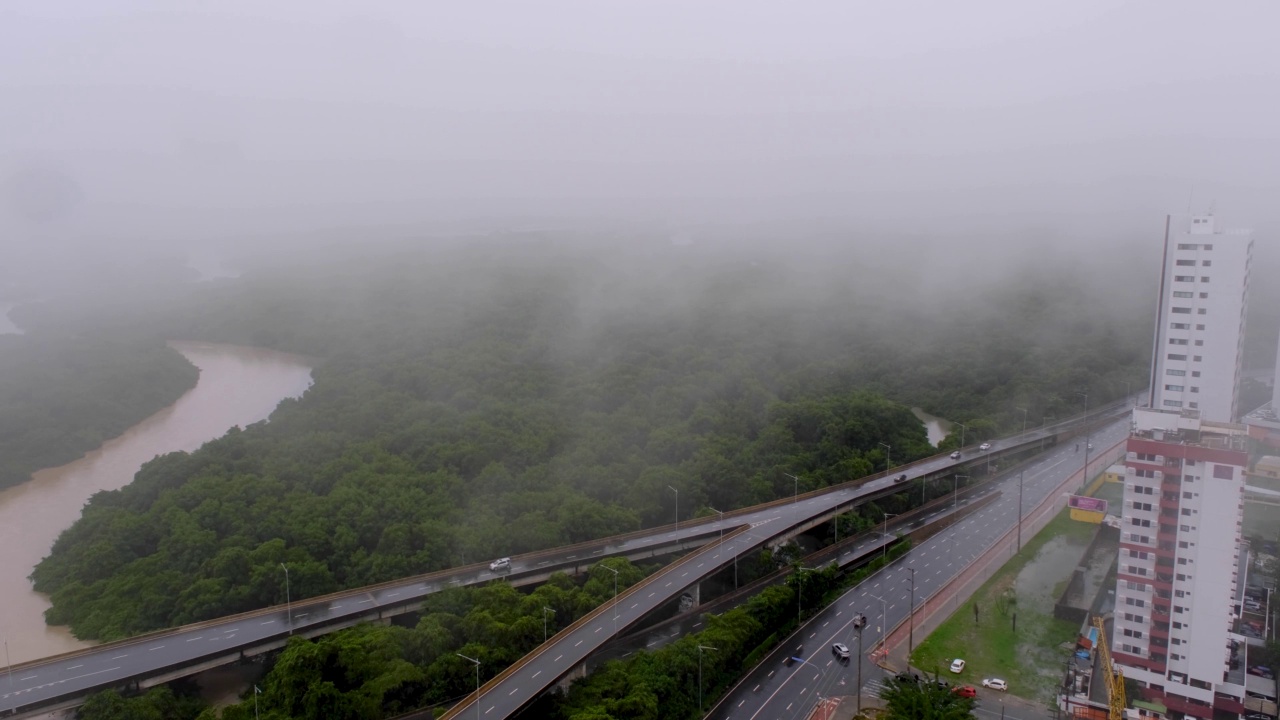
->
(2, 1), (1278, 356)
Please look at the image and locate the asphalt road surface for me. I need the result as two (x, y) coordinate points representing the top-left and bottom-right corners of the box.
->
(707, 418), (1128, 720)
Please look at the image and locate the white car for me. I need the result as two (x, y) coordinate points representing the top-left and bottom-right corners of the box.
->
(982, 678), (1008, 691)
(950, 658), (966, 673)
(832, 642), (850, 661)
(489, 557), (511, 572)
(979, 442), (991, 451)
(950, 451), (962, 460)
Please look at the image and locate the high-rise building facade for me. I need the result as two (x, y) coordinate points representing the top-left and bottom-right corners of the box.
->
(1112, 409), (1249, 717)
(1147, 214), (1253, 423)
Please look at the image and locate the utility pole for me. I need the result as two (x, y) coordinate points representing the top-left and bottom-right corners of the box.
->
(879, 442), (892, 473)
(543, 606), (554, 643)
(1017, 406), (1028, 436)
(784, 473), (800, 505)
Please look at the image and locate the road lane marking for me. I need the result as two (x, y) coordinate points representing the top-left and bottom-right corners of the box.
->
(261, 620), (276, 624)
(19, 675), (37, 681)
(111, 655), (128, 660)
(387, 592), (398, 597)
(555, 655), (562, 662)
(509, 688), (519, 695)
(533, 670), (541, 678)
(67, 665), (82, 670)
(148, 646), (165, 651)
(576, 640), (584, 646)
(186, 637), (203, 642)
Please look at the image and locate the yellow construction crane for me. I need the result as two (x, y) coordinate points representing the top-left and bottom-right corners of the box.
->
(1093, 615), (1127, 720)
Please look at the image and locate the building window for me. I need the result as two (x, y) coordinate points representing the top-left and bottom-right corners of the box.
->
(1171, 307), (1192, 314)
(1200, 276), (1210, 283)
(1193, 340), (1203, 346)
(1177, 557), (1188, 564)
(1177, 243), (1199, 250)
(1128, 581), (1147, 591)
(1123, 628), (1144, 638)
(1167, 354), (1187, 361)
(1166, 369), (1185, 376)
(1176, 259), (1195, 266)
(1170, 323), (1189, 330)
(1181, 508), (1192, 516)
(1182, 491), (1192, 499)
(1174, 275), (1194, 282)
(1195, 324), (1204, 330)
(1174, 606), (1185, 613)
(1192, 356), (1202, 362)
(1190, 370), (1200, 377)
(1188, 401), (1198, 408)
(1172, 291), (1193, 298)
(1131, 518), (1152, 528)
(1213, 465), (1234, 479)
(1198, 293), (1208, 299)
(1190, 386), (1199, 392)
(1176, 573), (1189, 581)
(1178, 541), (1189, 548)
(1179, 524), (1190, 531)
(1164, 385), (1184, 392)
(1203, 244), (1213, 250)
(1202, 260), (1211, 266)
(1197, 308), (1207, 314)
(1169, 339), (1189, 345)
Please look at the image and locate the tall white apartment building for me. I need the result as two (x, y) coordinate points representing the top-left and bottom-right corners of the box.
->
(1113, 408), (1249, 718)
(1147, 214), (1253, 423)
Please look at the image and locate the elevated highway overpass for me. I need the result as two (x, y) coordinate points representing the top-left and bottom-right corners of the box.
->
(1, 400), (1129, 718)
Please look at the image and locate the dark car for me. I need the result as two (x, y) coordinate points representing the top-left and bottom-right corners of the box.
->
(895, 474), (908, 484)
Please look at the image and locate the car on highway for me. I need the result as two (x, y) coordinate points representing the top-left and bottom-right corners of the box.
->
(832, 642), (850, 661)
(982, 678), (1009, 691)
(979, 442), (991, 451)
(950, 451), (962, 459)
(953, 685), (977, 698)
(950, 658), (966, 673)
(489, 557), (511, 572)
(894, 474), (908, 484)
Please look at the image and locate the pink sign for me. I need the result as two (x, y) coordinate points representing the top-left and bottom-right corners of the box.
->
(1069, 495), (1108, 513)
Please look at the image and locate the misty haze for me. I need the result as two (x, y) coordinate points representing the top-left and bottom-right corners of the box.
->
(0, 3), (1277, 720)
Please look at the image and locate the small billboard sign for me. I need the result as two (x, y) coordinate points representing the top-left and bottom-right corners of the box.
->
(1068, 495), (1108, 513)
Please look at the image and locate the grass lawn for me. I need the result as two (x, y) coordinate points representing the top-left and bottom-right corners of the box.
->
(911, 509), (1098, 706)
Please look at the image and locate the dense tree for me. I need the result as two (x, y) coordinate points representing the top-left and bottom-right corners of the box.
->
(879, 674), (977, 720)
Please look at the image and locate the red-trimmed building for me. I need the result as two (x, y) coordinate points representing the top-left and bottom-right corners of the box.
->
(1113, 407), (1250, 718)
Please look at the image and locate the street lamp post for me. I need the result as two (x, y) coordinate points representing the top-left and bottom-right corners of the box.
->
(1076, 390), (1090, 492)
(879, 442), (892, 474)
(708, 506), (725, 555)
(882, 512), (898, 563)
(1017, 470), (1025, 553)
(5, 636), (13, 716)
(855, 625), (864, 715)
(543, 606), (555, 643)
(280, 562), (292, 634)
(698, 644), (718, 712)
(667, 485), (678, 529)
(907, 567), (917, 658)
(869, 593), (888, 654)
(784, 473), (800, 505)
(795, 566), (814, 625)
(456, 653), (481, 720)
(955, 422), (969, 449)
(1016, 407), (1028, 437)
(602, 565), (619, 635)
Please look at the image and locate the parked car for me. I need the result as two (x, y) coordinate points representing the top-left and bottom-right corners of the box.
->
(832, 642), (850, 661)
(950, 658), (966, 673)
(950, 451), (962, 460)
(489, 557), (511, 572)
(953, 685), (978, 698)
(979, 442), (991, 451)
(982, 678), (1009, 691)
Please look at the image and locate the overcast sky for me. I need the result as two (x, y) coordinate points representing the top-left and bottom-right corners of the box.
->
(2, 1), (1278, 240)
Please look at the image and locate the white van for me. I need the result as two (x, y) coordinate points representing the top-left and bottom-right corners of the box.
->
(489, 557), (511, 572)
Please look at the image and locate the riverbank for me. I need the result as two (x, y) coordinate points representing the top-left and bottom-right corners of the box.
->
(0, 342), (312, 664)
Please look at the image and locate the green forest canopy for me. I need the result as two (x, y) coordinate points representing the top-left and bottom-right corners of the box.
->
(30, 236), (1151, 640)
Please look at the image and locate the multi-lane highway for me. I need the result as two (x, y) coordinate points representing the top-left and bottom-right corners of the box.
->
(707, 418), (1129, 720)
(2, 408), (1119, 718)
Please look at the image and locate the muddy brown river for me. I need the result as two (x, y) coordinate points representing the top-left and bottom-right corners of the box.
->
(0, 341), (313, 665)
